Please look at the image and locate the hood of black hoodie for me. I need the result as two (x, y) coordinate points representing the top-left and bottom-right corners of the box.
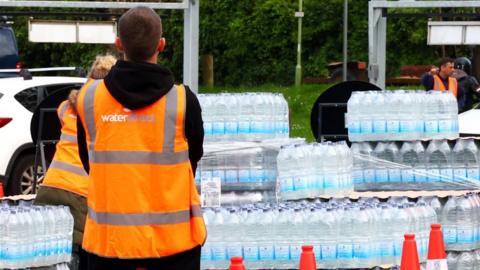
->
(103, 60), (175, 110)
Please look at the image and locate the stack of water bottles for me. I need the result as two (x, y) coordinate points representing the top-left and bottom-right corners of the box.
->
(201, 197), (436, 269)
(0, 202), (74, 269)
(198, 93), (289, 142)
(351, 139), (480, 191)
(277, 141), (353, 200)
(346, 90), (459, 142)
(447, 251), (480, 270)
(439, 194), (480, 251)
(195, 144), (279, 189)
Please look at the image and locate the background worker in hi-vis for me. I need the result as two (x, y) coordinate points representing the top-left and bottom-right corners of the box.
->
(76, 6), (206, 270)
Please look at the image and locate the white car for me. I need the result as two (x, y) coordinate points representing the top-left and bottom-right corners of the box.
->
(0, 76), (86, 195)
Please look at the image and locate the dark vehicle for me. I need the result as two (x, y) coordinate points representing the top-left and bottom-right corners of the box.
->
(0, 22), (20, 71)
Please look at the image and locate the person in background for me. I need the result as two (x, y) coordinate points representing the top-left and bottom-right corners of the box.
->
(421, 57), (459, 97)
(34, 54), (117, 270)
(452, 57), (480, 112)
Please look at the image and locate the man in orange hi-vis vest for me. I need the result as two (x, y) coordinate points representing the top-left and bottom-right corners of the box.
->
(76, 6), (206, 270)
(421, 57), (459, 98)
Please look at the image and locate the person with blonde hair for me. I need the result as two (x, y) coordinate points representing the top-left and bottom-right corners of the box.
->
(35, 54), (117, 270)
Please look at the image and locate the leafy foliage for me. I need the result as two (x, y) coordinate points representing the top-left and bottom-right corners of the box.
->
(10, 1), (476, 86)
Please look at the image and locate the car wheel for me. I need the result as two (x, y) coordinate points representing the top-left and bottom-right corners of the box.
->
(7, 154), (43, 195)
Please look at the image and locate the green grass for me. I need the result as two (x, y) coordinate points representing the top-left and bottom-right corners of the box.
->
(199, 84), (333, 142)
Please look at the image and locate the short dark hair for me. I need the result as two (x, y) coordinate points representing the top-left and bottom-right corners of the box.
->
(439, 57), (454, 67)
(118, 6), (162, 62)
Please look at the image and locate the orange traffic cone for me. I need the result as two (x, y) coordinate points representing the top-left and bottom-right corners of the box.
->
(229, 256), (246, 270)
(400, 234), (421, 270)
(0, 182), (4, 198)
(426, 224), (448, 270)
(299, 245), (317, 270)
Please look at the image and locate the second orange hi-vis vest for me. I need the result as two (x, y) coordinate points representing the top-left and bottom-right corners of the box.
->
(433, 75), (458, 97)
(76, 79), (206, 258)
(42, 100), (89, 197)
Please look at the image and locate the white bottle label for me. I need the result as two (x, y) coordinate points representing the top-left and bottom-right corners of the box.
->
(353, 243), (370, 259)
(337, 243), (353, 259)
(427, 168), (441, 181)
(400, 120), (415, 133)
(380, 241), (394, 257)
(373, 120), (386, 133)
(227, 246), (243, 258)
(259, 245), (274, 260)
(438, 119), (453, 133)
(352, 170), (363, 184)
(457, 228), (474, 244)
(467, 168), (480, 180)
(212, 246), (227, 261)
(243, 245), (259, 261)
(294, 176), (308, 191)
(290, 245), (302, 260)
(225, 170), (237, 183)
(453, 168), (467, 181)
(443, 227), (457, 244)
(425, 120), (439, 133)
(416, 120), (425, 133)
(225, 121), (238, 135)
(363, 169), (375, 182)
(238, 170), (250, 182)
(212, 122), (225, 135)
(274, 245), (290, 260)
(238, 121), (250, 134)
(321, 244), (337, 260)
(375, 169), (388, 183)
(280, 177), (294, 192)
(440, 168), (453, 180)
(360, 120), (373, 134)
(388, 168), (401, 182)
(349, 121), (361, 134)
(414, 168), (427, 182)
(387, 120), (400, 133)
(201, 245), (212, 261)
(401, 169), (414, 183)
(204, 122), (213, 136)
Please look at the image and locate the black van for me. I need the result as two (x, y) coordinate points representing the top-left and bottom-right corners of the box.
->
(0, 24), (20, 70)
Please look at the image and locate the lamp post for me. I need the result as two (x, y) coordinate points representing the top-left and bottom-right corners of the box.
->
(295, 0), (303, 86)
(343, 0), (348, 82)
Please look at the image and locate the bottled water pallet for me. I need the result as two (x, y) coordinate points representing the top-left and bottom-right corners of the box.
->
(197, 182), (276, 192)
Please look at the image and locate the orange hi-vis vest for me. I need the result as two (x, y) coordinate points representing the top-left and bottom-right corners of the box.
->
(76, 79), (206, 259)
(42, 100), (89, 197)
(433, 75), (458, 97)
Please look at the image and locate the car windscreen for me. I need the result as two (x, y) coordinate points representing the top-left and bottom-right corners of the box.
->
(0, 28), (17, 57)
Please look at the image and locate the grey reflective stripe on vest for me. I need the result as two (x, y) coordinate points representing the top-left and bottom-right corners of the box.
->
(163, 85), (177, 152)
(88, 205), (203, 226)
(60, 133), (77, 143)
(82, 80), (101, 160)
(49, 160), (87, 176)
(91, 150), (189, 165)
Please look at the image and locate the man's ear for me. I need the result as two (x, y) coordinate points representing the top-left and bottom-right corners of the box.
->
(115, 37), (124, 52)
(158, 38), (166, 53)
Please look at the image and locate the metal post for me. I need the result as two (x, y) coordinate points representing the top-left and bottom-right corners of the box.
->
(183, 0), (199, 93)
(343, 0), (348, 82)
(295, 0), (303, 86)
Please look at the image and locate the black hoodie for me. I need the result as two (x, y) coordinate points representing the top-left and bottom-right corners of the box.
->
(77, 60), (204, 173)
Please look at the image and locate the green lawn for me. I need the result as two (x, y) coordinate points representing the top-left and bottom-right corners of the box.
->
(199, 84), (333, 142)
(199, 84), (424, 142)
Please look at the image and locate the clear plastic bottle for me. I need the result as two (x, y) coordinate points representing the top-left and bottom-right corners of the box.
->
(442, 196), (458, 249)
(457, 251), (474, 270)
(347, 92), (362, 141)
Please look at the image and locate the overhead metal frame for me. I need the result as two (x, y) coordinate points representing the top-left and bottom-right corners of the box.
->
(0, 0), (200, 92)
(369, 0), (480, 89)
